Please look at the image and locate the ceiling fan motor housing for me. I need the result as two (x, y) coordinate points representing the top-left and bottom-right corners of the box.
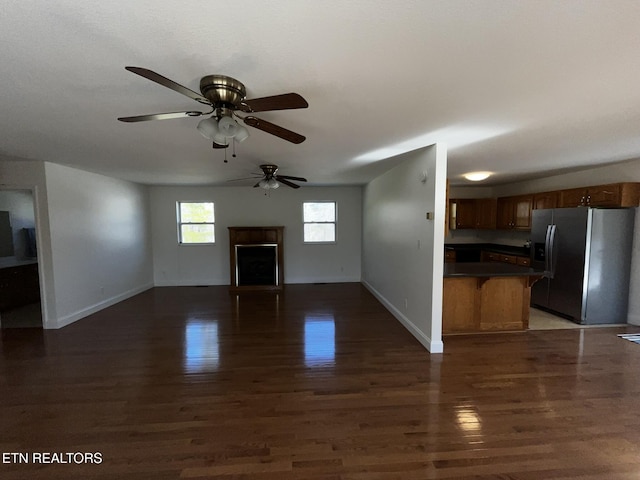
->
(260, 164), (278, 178)
(199, 75), (246, 110)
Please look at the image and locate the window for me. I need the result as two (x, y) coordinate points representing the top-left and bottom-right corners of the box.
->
(177, 202), (215, 244)
(303, 202), (336, 243)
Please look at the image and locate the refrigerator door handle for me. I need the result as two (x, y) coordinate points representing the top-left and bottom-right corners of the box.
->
(547, 224), (557, 278)
(544, 225), (552, 274)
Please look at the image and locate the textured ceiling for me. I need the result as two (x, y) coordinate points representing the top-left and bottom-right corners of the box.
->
(1, 1), (640, 186)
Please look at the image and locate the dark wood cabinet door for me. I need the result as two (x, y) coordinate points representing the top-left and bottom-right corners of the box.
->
(496, 198), (513, 229)
(475, 198), (497, 229)
(513, 195), (533, 230)
(453, 199), (477, 229)
(533, 191), (558, 210)
(586, 184), (621, 206)
(559, 188), (587, 208)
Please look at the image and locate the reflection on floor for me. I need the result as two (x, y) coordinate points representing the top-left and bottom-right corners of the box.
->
(529, 307), (627, 330)
(0, 302), (42, 328)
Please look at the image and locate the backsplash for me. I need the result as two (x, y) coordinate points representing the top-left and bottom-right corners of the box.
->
(446, 229), (530, 247)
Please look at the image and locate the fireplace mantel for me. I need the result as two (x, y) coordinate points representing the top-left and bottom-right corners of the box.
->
(228, 226), (284, 291)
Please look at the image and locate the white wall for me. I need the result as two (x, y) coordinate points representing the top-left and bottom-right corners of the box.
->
(362, 144), (447, 353)
(0, 189), (36, 263)
(150, 186), (362, 286)
(44, 163), (153, 328)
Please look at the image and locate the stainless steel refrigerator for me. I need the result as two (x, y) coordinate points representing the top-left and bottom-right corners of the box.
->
(530, 207), (635, 324)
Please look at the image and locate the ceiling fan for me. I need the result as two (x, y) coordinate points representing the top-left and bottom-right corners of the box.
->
(231, 164), (308, 189)
(118, 67), (308, 147)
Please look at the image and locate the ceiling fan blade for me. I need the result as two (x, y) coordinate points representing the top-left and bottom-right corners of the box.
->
(277, 178), (301, 189)
(125, 66), (211, 105)
(253, 181), (262, 188)
(118, 110), (206, 122)
(277, 175), (307, 182)
(243, 116), (306, 144)
(226, 176), (261, 182)
(240, 93), (308, 113)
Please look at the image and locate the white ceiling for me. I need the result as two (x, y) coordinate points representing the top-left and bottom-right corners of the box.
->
(2, 1), (640, 187)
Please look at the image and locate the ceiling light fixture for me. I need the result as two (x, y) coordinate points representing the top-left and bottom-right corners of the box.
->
(197, 115), (250, 145)
(259, 177), (280, 190)
(463, 171), (491, 182)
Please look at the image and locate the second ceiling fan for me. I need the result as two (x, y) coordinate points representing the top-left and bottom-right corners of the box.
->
(118, 67), (308, 147)
(229, 164), (308, 189)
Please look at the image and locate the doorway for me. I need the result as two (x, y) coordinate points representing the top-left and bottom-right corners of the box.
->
(0, 189), (42, 328)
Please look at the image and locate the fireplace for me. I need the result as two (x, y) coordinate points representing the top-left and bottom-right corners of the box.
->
(236, 245), (278, 286)
(228, 227), (284, 291)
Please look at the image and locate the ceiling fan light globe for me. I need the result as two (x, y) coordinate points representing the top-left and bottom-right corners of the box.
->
(213, 133), (228, 145)
(235, 125), (250, 143)
(259, 179), (270, 189)
(268, 178), (279, 189)
(218, 116), (239, 137)
(196, 117), (219, 140)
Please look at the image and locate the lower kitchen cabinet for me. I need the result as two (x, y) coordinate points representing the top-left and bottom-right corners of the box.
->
(481, 251), (530, 266)
(0, 263), (40, 311)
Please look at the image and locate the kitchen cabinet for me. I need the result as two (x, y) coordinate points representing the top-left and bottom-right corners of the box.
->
(533, 191), (558, 210)
(450, 199), (476, 229)
(475, 198), (497, 229)
(497, 195), (533, 230)
(482, 251), (530, 266)
(450, 198), (496, 229)
(0, 263), (40, 311)
(558, 183), (640, 208)
(443, 265), (544, 334)
(445, 249), (456, 263)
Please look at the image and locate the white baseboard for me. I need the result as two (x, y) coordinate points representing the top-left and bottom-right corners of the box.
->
(361, 280), (443, 354)
(153, 277), (362, 287)
(51, 283), (154, 329)
(627, 313), (640, 326)
(286, 276), (362, 284)
(153, 279), (226, 287)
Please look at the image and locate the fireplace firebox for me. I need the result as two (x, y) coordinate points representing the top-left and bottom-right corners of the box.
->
(236, 245), (277, 286)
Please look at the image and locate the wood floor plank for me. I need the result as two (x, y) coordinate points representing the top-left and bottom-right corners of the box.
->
(2, 283), (640, 479)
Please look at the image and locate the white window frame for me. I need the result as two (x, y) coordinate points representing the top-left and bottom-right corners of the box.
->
(303, 201), (337, 244)
(177, 201), (215, 245)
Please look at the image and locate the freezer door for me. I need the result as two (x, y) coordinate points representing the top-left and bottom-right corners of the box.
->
(582, 208), (635, 324)
(547, 208), (589, 321)
(530, 209), (553, 308)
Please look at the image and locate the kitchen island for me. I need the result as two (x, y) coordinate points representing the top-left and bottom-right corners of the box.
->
(443, 262), (544, 334)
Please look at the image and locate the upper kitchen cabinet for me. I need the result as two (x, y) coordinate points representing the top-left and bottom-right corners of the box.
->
(450, 198), (497, 230)
(475, 198), (497, 229)
(450, 199), (476, 229)
(533, 191), (558, 210)
(558, 183), (640, 208)
(497, 195), (533, 230)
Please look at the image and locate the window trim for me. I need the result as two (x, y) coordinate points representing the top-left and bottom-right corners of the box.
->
(303, 201), (337, 244)
(177, 201), (215, 245)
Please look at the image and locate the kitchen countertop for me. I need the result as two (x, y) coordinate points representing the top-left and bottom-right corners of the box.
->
(444, 262), (545, 278)
(0, 258), (38, 269)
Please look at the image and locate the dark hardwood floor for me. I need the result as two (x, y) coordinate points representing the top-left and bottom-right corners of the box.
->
(2, 283), (640, 479)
